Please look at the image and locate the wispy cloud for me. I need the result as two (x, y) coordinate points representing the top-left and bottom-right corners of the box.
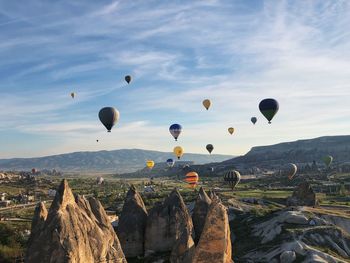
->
(1, 0), (350, 158)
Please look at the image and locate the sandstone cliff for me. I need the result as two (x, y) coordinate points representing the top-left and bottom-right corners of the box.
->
(192, 187), (211, 244)
(117, 185), (148, 258)
(25, 179), (126, 263)
(144, 188), (193, 255)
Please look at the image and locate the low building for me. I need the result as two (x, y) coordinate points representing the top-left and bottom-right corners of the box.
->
(0, 193), (7, 201)
(48, 189), (57, 197)
(0, 200), (11, 207)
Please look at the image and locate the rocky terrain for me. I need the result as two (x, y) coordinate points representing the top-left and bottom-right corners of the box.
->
(25, 179), (350, 263)
(25, 179), (126, 263)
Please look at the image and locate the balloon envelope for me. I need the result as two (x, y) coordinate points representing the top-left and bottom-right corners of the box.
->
(173, 146), (184, 159)
(202, 99), (211, 110)
(98, 107), (119, 132)
(224, 170), (240, 190)
(323, 155), (333, 167)
(185, 172), (199, 188)
(282, 163), (298, 180)
(259, 99), (279, 123)
(166, 158), (175, 168)
(206, 144), (214, 154)
(228, 127), (234, 135)
(169, 124), (182, 141)
(125, 75), (132, 84)
(71, 92), (75, 99)
(31, 168), (36, 174)
(146, 160), (155, 169)
(251, 117), (257, 124)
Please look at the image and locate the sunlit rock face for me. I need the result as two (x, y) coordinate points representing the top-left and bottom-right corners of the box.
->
(193, 199), (233, 263)
(25, 179), (126, 263)
(192, 187), (211, 244)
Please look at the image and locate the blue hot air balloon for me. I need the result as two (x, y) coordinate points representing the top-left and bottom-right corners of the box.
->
(166, 158), (175, 168)
(169, 124), (182, 141)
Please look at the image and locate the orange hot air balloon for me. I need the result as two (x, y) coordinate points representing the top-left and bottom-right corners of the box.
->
(185, 172), (199, 188)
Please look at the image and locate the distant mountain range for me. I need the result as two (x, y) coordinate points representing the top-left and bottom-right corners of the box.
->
(205, 135), (350, 175)
(121, 135), (350, 177)
(0, 149), (233, 174)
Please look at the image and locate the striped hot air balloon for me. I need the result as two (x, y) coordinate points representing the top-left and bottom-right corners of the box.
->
(224, 170), (240, 190)
(185, 172), (199, 188)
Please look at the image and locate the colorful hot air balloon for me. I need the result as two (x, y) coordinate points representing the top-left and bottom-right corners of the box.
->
(282, 163), (298, 180)
(169, 124), (182, 141)
(173, 146), (184, 160)
(166, 158), (175, 168)
(98, 107), (119, 132)
(259, 98), (279, 124)
(146, 160), (155, 169)
(228, 127), (234, 135)
(224, 170), (240, 190)
(185, 172), (199, 188)
(70, 92), (75, 99)
(206, 144), (214, 154)
(251, 117), (257, 125)
(31, 168), (37, 174)
(323, 155), (333, 167)
(125, 75), (132, 84)
(202, 99), (211, 110)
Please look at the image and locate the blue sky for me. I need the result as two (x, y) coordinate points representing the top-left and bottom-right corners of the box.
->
(1, 0), (350, 158)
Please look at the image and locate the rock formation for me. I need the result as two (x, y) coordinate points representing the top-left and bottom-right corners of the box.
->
(27, 202), (48, 246)
(170, 228), (195, 263)
(192, 187), (211, 244)
(286, 182), (318, 206)
(117, 185), (148, 258)
(144, 188), (193, 255)
(192, 199), (233, 263)
(25, 179), (126, 263)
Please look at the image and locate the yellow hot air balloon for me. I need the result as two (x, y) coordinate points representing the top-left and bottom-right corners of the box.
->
(71, 92), (75, 99)
(202, 99), (211, 110)
(173, 146), (184, 160)
(228, 127), (234, 135)
(146, 160), (155, 169)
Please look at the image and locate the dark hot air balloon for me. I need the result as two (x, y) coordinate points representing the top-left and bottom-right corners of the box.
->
(259, 99), (279, 124)
(125, 75), (132, 84)
(251, 117), (257, 124)
(98, 107), (119, 132)
(206, 144), (214, 154)
(169, 124), (182, 141)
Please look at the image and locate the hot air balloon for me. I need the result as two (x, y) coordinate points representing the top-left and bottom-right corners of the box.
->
(202, 99), (211, 110)
(96, 176), (104, 185)
(70, 92), (75, 99)
(259, 98), (279, 124)
(224, 170), (240, 190)
(185, 172), (199, 188)
(228, 127), (234, 135)
(98, 107), (119, 132)
(323, 155), (333, 167)
(146, 160), (155, 169)
(206, 144), (214, 154)
(166, 158), (175, 168)
(173, 146), (184, 160)
(31, 168), (37, 174)
(282, 163), (298, 180)
(169, 124), (182, 141)
(125, 75), (132, 84)
(251, 117), (257, 125)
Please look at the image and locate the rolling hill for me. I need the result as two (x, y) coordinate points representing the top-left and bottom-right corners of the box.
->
(0, 149), (233, 174)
